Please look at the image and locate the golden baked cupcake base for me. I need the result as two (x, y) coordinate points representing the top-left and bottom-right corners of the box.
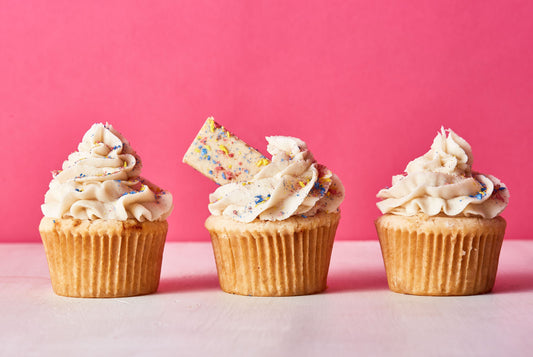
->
(375, 214), (506, 296)
(39, 217), (168, 298)
(205, 211), (340, 297)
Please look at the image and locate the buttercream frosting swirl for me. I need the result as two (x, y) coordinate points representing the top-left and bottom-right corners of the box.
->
(208, 136), (345, 223)
(41, 123), (173, 221)
(377, 128), (509, 218)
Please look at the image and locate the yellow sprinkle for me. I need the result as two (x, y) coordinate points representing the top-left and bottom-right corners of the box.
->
(219, 145), (229, 156)
(319, 177), (332, 183)
(195, 148), (201, 153)
(207, 117), (215, 132)
(205, 145), (211, 151)
(299, 181), (306, 188)
(123, 162), (127, 168)
(228, 165), (232, 169)
(255, 158), (270, 167)
(196, 135), (202, 140)
(226, 130), (231, 138)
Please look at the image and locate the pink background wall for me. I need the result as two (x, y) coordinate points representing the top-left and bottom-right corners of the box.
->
(1, 1), (532, 242)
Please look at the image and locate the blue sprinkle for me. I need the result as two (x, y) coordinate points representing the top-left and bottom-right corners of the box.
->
(254, 194), (271, 205)
(313, 182), (326, 195)
(222, 172), (227, 180)
(208, 170), (213, 175)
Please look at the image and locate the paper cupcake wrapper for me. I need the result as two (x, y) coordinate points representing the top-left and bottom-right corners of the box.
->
(39, 218), (167, 298)
(375, 214), (506, 296)
(205, 212), (340, 296)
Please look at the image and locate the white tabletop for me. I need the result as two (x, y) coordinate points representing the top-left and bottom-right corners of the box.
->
(0, 240), (532, 357)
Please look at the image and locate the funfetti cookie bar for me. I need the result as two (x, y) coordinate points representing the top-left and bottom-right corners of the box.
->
(183, 117), (270, 185)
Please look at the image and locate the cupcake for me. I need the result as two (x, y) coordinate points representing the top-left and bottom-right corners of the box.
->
(39, 123), (173, 298)
(375, 128), (509, 296)
(205, 136), (345, 296)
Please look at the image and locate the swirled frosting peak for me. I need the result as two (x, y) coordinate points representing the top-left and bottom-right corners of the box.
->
(208, 136), (345, 223)
(42, 123), (173, 221)
(377, 128), (509, 218)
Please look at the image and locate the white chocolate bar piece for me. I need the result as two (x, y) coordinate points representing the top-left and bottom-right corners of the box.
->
(183, 117), (270, 185)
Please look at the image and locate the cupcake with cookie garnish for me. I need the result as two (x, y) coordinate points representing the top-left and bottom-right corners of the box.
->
(39, 123), (173, 298)
(205, 136), (344, 296)
(375, 127), (509, 296)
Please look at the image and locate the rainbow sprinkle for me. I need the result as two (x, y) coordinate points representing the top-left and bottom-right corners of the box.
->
(256, 158), (269, 167)
(254, 194), (271, 205)
(469, 183), (488, 200)
(219, 145), (229, 156)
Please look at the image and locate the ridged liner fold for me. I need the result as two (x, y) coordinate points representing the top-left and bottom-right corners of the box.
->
(39, 217), (167, 298)
(205, 211), (340, 296)
(375, 214), (506, 296)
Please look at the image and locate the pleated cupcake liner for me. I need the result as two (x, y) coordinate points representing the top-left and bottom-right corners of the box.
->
(375, 215), (506, 296)
(39, 218), (167, 298)
(206, 212), (340, 296)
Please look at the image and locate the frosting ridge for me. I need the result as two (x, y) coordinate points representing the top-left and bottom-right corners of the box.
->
(377, 128), (509, 218)
(208, 136), (344, 223)
(42, 123), (173, 221)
